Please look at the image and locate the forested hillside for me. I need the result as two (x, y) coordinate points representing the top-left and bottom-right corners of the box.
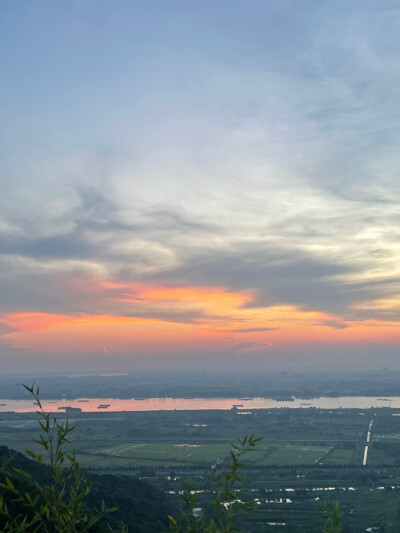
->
(0, 446), (174, 532)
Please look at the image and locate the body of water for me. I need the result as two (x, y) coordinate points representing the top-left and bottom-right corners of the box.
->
(1, 396), (400, 413)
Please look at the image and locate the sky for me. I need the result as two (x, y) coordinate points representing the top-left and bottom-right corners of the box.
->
(1, 1), (400, 374)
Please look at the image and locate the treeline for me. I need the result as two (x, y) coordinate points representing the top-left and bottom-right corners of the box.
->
(82, 462), (400, 472)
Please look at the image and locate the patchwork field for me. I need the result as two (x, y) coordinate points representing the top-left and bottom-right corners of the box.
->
(0, 408), (369, 468)
(78, 442), (230, 467)
(70, 442), (338, 468)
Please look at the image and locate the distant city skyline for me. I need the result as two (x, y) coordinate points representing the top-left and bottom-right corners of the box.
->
(2, 1), (400, 374)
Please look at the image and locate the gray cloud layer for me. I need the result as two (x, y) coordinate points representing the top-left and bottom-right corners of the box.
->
(0, 185), (398, 323)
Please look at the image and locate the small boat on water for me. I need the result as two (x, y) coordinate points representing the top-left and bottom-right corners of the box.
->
(78, 400), (89, 402)
(97, 404), (110, 409)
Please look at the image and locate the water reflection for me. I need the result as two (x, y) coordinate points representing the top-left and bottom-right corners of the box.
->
(2, 395), (400, 413)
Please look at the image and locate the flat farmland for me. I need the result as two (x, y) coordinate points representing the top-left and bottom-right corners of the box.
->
(245, 444), (332, 465)
(320, 447), (354, 464)
(0, 408), (369, 468)
(72, 442), (340, 468)
(80, 442), (230, 467)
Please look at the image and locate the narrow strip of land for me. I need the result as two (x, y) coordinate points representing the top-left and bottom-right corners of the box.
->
(363, 418), (373, 466)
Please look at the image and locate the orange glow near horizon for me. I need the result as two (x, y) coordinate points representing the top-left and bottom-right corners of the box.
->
(0, 312), (150, 332)
(2, 279), (400, 359)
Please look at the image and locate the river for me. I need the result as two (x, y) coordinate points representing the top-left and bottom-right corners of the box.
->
(1, 395), (400, 413)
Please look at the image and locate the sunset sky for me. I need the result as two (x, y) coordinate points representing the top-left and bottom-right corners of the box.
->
(2, 1), (400, 374)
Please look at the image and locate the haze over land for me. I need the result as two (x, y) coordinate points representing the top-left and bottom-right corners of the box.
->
(2, 1), (400, 374)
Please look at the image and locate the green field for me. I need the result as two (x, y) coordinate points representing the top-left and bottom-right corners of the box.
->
(69, 442), (337, 468)
(321, 447), (354, 464)
(80, 442), (230, 466)
(245, 444), (332, 465)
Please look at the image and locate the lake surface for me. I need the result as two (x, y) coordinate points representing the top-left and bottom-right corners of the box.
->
(1, 396), (400, 413)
